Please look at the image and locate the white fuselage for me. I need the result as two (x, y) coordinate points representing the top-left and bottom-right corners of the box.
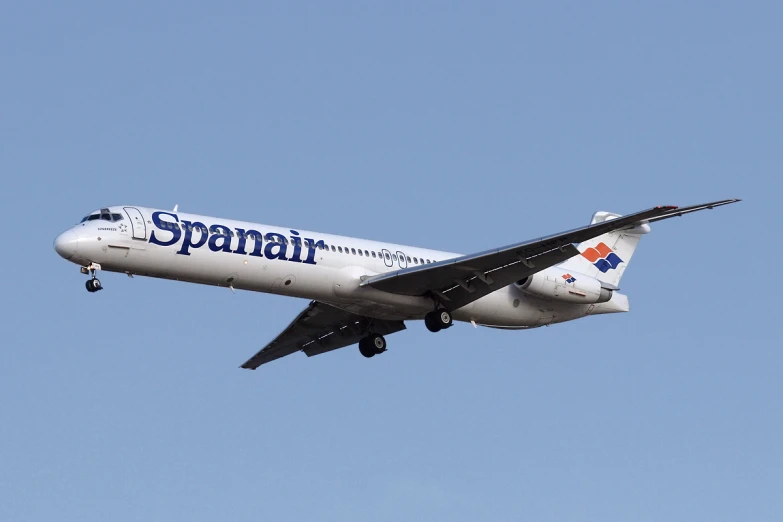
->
(54, 206), (629, 328)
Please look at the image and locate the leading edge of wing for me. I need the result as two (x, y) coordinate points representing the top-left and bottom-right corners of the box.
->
(361, 200), (739, 297)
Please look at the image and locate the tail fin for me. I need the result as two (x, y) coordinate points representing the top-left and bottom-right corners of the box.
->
(560, 211), (650, 288)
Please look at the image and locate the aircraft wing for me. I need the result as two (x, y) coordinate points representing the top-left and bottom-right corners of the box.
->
(361, 199), (740, 311)
(240, 301), (406, 369)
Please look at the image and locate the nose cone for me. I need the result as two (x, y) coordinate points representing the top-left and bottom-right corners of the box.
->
(54, 230), (79, 260)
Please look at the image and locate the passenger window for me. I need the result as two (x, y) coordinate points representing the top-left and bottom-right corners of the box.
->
(392, 254), (397, 262)
(351, 248), (356, 255)
(372, 252), (376, 258)
(413, 257), (418, 263)
(385, 252), (391, 260)
(358, 250), (363, 256)
(331, 245), (336, 252)
(338, 246), (343, 253)
(406, 256), (411, 263)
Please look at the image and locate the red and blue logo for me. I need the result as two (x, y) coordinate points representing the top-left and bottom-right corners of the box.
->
(581, 242), (623, 273)
(562, 273), (576, 283)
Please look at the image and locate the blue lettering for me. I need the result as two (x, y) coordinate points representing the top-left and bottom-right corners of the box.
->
(149, 211), (181, 247)
(148, 213), (322, 267)
(289, 230), (303, 263)
(177, 220), (208, 256)
(233, 228), (248, 255)
(208, 224), (233, 253)
(232, 228), (264, 257)
(303, 238), (323, 265)
(264, 232), (289, 260)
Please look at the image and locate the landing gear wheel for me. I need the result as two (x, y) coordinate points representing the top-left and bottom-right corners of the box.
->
(85, 278), (103, 293)
(358, 334), (387, 358)
(424, 313), (441, 332)
(369, 333), (386, 354)
(425, 310), (452, 332)
(358, 337), (375, 358)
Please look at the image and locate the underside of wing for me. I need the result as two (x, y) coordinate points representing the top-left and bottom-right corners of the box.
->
(361, 199), (739, 310)
(240, 301), (406, 370)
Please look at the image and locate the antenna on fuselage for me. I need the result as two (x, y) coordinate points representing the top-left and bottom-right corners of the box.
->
(173, 204), (178, 212)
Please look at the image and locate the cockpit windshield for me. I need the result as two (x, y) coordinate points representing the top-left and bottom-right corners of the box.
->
(80, 208), (124, 223)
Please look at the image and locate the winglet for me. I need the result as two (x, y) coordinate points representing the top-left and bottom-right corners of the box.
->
(173, 204), (179, 212)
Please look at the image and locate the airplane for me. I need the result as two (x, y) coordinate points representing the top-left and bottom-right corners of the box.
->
(53, 199), (739, 369)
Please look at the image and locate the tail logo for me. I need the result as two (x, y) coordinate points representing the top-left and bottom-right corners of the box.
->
(581, 242), (623, 273)
(562, 273), (576, 283)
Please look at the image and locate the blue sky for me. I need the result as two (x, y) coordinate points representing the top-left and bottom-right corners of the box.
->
(1, 2), (779, 521)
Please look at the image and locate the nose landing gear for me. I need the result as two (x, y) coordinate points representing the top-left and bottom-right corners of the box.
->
(85, 278), (102, 292)
(82, 263), (103, 293)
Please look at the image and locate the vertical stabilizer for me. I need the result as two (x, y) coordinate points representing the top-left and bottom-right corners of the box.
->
(560, 211), (650, 287)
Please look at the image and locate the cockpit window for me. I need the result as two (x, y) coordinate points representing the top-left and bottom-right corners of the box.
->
(81, 211), (125, 223)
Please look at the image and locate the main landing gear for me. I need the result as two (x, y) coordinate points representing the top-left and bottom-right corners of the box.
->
(424, 309), (453, 333)
(358, 333), (387, 358)
(82, 263), (103, 293)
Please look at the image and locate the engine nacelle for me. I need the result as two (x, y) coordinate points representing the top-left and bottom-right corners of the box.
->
(516, 267), (613, 304)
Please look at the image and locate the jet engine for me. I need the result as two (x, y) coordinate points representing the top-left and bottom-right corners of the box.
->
(515, 267), (613, 304)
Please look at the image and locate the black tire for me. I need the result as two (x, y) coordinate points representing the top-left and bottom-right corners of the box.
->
(424, 312), (441, 332)
(425, 310), (452, 331)
(85, 280), (95, 292)
(358, 338), (375, 358)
